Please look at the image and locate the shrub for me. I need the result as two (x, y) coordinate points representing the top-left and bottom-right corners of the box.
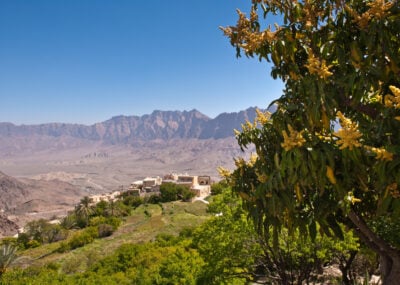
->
(60, 214), (77, 230)
(26, 240), (41, 249)
(210, 180), (229, 195)
(146, 194), (161, 204)
(181, 188), (196, 202)
(123, 196), (143, 208)
(68, 227), (97, 250)
(57, 241), (71, 253)
(97, 224), (114, 238)
(104, 217), (122, 230)
(89, 216), (107, 227)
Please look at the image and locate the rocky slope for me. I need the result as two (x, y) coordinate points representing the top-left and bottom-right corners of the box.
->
(0, 213), (19, 238)
(0, 171), (87, 230)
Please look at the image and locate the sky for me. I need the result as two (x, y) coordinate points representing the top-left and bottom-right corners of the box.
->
(0, 0), (284, 125)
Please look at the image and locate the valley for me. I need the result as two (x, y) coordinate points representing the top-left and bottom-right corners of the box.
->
(0, 108), (262, 235)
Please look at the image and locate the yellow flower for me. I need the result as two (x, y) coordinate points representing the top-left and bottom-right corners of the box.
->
(347, 192), (362, 204)
(344, 5), (371, 29)
(319, 60), (333, 80)
(385, 85), (400, 109)
(333, 111), (362, 150)
(220, 9), (279, 54)
(255, 108), (271, 125)
(256, 171), (268, 183)
(326, 166), (336, 184)
(304, 50), (333, 80)
(281, 124), (306, 151)
(241, 120), (256, 133)
(390, 85), (400, 97)
(217, 166), (231, 178)
(367, 0), (393, 19)
(248, 153), (258, 167)
(234, 157), (246, 168)
(261, 27), (277, 43)
(371, 147), (393, 161)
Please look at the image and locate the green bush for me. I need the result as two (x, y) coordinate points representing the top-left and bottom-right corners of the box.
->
(26, 240), (41, 249)
(68, 227), (98, 250)
(123, 196), (143, 208)
(146, 194), (161, 204)
(57, 241), (71, 253)
(210, 180), (229, 195)
(160, 183), (195, 202)
(181, 188), (196, 201)
(104, 217), (122, 230)
(89, 216), (107, 227)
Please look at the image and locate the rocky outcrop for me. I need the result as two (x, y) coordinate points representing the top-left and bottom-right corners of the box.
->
(0, 213), (19, 237)
(0, 171), (30, 212)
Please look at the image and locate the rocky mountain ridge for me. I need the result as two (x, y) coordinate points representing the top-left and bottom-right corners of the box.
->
(0, 107), (271, 144)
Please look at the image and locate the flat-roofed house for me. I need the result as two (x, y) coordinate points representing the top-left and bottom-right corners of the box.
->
(143, 176), (162, 192)
(191, 175), (211, 197)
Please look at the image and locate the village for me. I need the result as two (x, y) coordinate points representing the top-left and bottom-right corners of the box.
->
(89, 173), (212, 205)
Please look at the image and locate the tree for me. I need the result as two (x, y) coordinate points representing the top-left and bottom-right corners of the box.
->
(159, 183), (194, 202)
(0, 244), (19, 277)
(23, 219), (66, 244)
(75, 196), (94, 227)
(194, 184), (360, 284)
(193, 187), (262, 284)
(221, 1), (400, 284)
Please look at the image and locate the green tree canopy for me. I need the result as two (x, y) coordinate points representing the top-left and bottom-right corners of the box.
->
(221, 1), (400, 284)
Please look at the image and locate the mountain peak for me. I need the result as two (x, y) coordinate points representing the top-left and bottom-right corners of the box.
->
(0, 107), (268, 143)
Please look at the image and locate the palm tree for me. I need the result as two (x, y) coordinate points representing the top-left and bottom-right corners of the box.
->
(0, 244), (19, 277)
(75, 196), (94, 227)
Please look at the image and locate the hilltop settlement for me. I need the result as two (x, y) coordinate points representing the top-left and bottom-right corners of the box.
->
(90, 172), (211, 205)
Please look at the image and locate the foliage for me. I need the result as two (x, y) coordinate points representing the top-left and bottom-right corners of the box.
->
(60, 214), (77, 230)
(159, 183), (195, 202)
(157, 245), (205, 285)
(0, 244), (19, 277)
(210, 179), (229, 195)
(65, 227), (98, 250)
(122, 195), (144, 208)
(146, 194), (161, 204)
(193, 187), (262, 284)
(74, 196), (94, 227)
(370, 215), (400, 249)
(222, 1), (400, 283)
(23, 219), (67, 246)
(194, 185), (361, 284)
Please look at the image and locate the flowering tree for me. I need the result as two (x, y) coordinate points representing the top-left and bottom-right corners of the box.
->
(220, 0), (400, 284)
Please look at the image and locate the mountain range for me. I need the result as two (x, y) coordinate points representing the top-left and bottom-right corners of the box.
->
(0, 107), (270, 144)
(0, 107), (272, 233)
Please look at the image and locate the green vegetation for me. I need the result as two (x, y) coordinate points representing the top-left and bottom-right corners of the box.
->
(1, 183), (377, 284)
(159, 182), (196, 202)
(221, 0), (400, 284)
(0, 244), (19, 277)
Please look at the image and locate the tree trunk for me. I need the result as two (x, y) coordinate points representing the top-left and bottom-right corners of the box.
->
(339, 250), (357, 285)
(348, 210), (400, 285)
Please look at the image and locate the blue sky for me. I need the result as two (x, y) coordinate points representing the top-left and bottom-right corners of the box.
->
(0, 0), (284, 125)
